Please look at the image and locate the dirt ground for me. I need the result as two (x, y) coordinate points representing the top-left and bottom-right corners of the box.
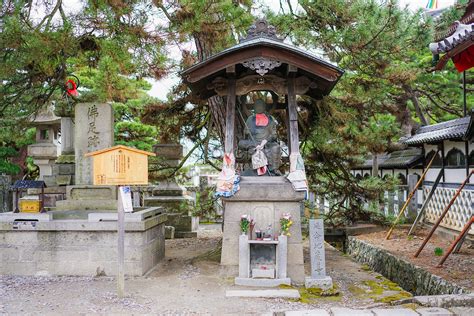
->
(1, 224), (419, 315)
(356, 227), (474, 290)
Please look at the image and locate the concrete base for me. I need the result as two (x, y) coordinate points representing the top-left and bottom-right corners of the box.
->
(305, 276), (333, 290)
(235, 277), (291, 287)
(0, 208), (167, 276)
(221, 176), (305, 284)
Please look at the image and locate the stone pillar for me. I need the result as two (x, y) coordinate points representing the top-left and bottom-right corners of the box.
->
(60, 117), (75, 154)
(305, 218), (333, 290)
(74, 103), (114, 185)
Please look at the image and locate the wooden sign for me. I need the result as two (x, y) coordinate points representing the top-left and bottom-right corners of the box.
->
(85, 145), (156, 185)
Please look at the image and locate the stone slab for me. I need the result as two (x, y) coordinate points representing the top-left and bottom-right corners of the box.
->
(305, 276), (333, 291)
(67, 185), (117, 200)
(285, 310), (330, 316)
(252, 268), (275, 278)
(372, 309), (419, 316)
(330, 308), (374, 316)
(448, 307), (473, 315)
(416, 307), (452, 315)
(414, 294), (474, 308)
(54, 199), (117, 211)
(223, 176), (305, 202)
(0, 213), (167, 232)
(234, 277), (291, 287)
(0, 212), (52, 222)
(225, 289), (300, 299)
(87, 207), (163, 222)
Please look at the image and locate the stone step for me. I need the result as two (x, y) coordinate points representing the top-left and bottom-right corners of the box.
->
(54, 199), (117, 211)
(225, 289), (300, 299)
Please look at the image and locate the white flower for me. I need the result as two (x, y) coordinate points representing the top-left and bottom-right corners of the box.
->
(241, 214), (248, 219)
(281, 213), (291, 220)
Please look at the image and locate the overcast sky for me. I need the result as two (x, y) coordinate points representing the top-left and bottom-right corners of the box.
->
(148, 0), (457, 100)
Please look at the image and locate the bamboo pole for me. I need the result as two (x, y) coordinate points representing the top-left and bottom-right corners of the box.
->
(414, 170), (473, 258)
(408, 167), (444, 236)
(385, 150), (439, 240)
(437, 216), (473, 267)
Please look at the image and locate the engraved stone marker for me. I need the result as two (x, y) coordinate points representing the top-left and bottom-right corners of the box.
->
(305, 218), (333, 290)
(74, 103), (114, 185)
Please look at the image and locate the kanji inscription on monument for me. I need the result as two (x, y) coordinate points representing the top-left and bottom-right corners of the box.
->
(305, 218), (333, 290)
(309, 218), (326, 278)
(75, 103), (114, 185)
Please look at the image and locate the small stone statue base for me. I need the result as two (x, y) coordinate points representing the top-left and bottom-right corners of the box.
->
(305, 276), (333, 291)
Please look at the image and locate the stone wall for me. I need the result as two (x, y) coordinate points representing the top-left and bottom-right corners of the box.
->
(346, 237), (470, 296)
(0, 214), (166, 276)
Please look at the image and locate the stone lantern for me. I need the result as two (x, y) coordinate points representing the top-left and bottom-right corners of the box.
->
(27, 104), (61, 183)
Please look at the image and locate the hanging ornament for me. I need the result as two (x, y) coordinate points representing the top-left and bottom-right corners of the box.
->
(66, 79), (78, 97)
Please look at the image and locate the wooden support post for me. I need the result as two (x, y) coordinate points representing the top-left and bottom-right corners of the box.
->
(408, 167), (444, 236)
(414, 170), (473, 258)
(117, 186), (125, 298)
(287, 74), (299, 155)
(385, 149), (440, 240)
(224, 78), (236, 154)
(437, 216), (473, 267)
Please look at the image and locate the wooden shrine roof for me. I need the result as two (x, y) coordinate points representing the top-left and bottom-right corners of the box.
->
(181, 19), (344, 100)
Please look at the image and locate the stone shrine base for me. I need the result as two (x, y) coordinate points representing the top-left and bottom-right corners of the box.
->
(221, 176), (305, 284)
(0, 207), (166, 276)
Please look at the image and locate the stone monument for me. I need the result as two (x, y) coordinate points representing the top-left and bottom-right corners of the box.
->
(144, 144), (198, 238)
(305, 218), (333, 290)
(55, 103), (117, 211)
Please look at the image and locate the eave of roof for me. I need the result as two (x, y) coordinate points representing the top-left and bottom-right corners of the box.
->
(380, 148), (424, 168)
(85, 145), (156, 157)
(402, 115), (472, 145)
(181, 37), (344, 78)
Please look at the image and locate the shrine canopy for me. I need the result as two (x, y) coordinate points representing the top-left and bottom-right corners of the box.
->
(429, 0), (474, 72)
(181, 19), (344, 100)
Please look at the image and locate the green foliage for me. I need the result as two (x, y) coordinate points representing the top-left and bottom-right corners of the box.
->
(193, 186), (220, 221)
(434, 247), (444, 256)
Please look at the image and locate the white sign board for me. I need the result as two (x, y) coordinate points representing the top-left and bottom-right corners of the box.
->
(119, 186), (133, 213)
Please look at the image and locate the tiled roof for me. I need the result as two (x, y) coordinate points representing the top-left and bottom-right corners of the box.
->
(354, 154), (389, 169)
(11, 180), (46, 189)
(429, 22), (474, 55)
(402, 115), (472, 145)
(353, 148), (423, 170)
(380, 148), (423, 168)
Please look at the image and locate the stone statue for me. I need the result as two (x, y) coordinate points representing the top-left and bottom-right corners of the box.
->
(238, 99), (281, 175)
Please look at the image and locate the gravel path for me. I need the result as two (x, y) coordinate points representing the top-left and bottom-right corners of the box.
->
(0, 224), (420, 315)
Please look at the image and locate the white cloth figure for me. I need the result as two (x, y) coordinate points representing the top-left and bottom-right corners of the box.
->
(287, 153), (308, 192)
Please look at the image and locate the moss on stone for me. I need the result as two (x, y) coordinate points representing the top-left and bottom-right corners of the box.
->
(296, 285), (341, 304)
(348, 284), (366, 296)
(279, 284), (295, 290)
(375, 292), (412, 304)
(360, 264), (372, 272)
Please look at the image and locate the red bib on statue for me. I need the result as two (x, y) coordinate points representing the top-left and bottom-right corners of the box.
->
(255, 114), (269, 126)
